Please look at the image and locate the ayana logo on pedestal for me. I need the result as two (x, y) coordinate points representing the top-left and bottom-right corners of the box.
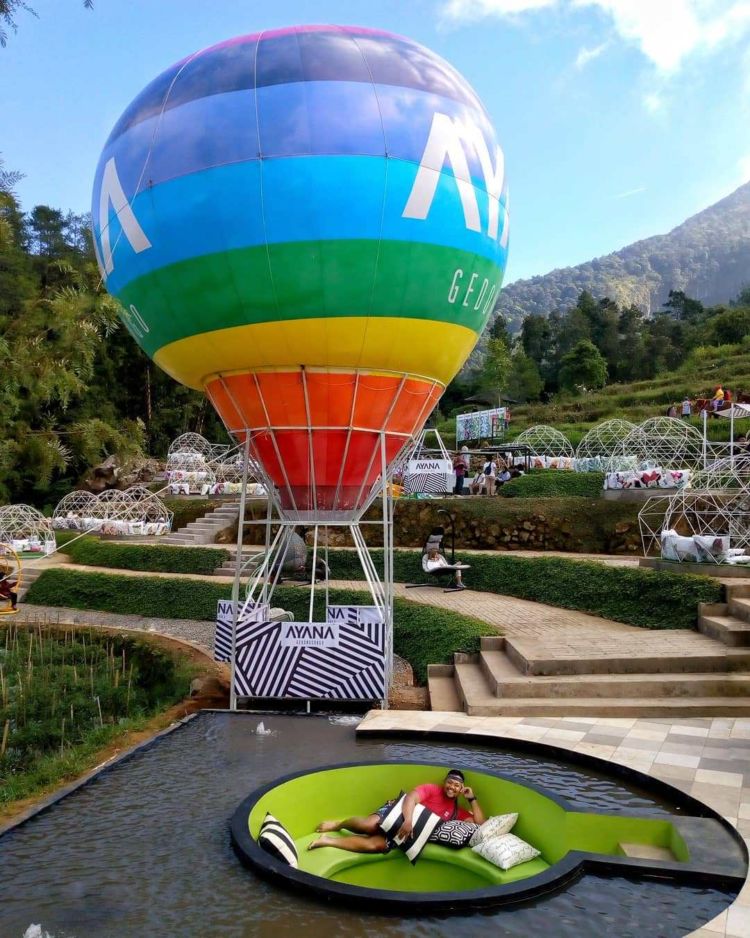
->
(280, 622), (340, 648)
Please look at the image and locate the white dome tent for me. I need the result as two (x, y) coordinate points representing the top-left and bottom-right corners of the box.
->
(53, 487), (173, 536)
(52, 491), (98, 530)
(639, 488), (750, 566)
(575, 419), (636, 472)
(625, 417), (706, 471)
(514, 425), (574, 469)
(0, 504), (56, 555)
(167, 432), (228, 462)
(166, 449), (217, 494)
(604, 418), (704, 491)
(167, 431), (267, 496)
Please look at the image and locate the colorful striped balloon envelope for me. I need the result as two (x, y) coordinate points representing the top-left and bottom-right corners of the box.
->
(92, 25), (509, 520)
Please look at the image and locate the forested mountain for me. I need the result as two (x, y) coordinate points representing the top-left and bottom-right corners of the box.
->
(497, 181), (750, 329)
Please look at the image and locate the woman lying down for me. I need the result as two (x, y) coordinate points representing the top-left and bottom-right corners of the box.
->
(308, 768), (485, 853)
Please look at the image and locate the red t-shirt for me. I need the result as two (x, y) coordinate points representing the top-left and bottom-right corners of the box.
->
(414, 783), (472, 821)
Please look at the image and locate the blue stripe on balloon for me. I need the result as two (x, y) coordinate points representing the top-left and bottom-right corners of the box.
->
(99, 155), (508, 296)
(93, 81), (504, 210)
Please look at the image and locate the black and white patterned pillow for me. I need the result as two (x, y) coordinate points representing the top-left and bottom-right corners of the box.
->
(258, 812), (298, 868)
(379, 794), (442, 864)
(428, 819), (479, 849)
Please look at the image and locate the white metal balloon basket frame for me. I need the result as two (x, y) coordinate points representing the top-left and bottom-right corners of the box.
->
(226, 432), (406, 711)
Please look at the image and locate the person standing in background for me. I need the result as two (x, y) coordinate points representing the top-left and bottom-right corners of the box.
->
(681, 397), (692, 419)
(453, 453), (467, 496)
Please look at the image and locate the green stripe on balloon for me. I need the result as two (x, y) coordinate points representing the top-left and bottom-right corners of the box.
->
(117, 239), (503, 358)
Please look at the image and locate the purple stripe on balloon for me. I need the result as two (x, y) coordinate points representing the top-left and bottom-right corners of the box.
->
(105, 27), (484, 146)
(200, 24), (402, 52)
(95, 81), (503, 201)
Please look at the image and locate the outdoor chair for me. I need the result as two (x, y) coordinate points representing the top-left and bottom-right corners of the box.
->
(405, 526), (470, 592)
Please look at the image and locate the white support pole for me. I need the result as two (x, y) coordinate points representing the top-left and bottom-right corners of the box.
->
(308, 524), (319, 623)
(260, 490), (273, 607)
(702, 408), (708, 469)
(229, 435), (251, 712)
(380, 430), (393, 708)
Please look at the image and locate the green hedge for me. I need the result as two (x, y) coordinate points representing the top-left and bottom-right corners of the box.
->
(322, 550), (721, 631)
(59, 537), (229, 575)
(25, 569), (494, 683)
(500, 470), (605, 499)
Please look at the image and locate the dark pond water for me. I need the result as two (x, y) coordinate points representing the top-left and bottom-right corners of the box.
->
(0, 712), (741, 938)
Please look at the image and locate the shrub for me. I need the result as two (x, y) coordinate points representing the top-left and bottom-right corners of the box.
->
(500, 470), (605, 499)
(59, 537), (229, 575)
(25, 570), (494, 684)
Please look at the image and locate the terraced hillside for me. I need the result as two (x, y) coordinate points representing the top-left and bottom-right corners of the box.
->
(438, 343), (750, 448)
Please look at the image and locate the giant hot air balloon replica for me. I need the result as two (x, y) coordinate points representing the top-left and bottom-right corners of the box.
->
(93, 25), (508, 704)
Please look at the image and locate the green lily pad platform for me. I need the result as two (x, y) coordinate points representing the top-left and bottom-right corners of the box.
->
(230, 761), (747, 913)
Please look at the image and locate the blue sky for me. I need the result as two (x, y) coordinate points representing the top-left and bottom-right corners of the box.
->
(2, 0), (749, 283)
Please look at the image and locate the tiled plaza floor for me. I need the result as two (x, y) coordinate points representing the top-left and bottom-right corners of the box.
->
(358, 709), (750, 938)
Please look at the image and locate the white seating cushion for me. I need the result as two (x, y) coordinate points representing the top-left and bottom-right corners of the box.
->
(472, 832), (541, 870)
(468, 813), (518, 847)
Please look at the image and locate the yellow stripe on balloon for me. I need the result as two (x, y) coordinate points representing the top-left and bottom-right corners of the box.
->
(153, 317), (479, 390)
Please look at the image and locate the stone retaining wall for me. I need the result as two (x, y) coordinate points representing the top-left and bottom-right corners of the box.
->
(233, 497), (642, 554)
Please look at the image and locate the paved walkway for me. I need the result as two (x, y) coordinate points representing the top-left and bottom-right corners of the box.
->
(31, 561), (720, 662)
(17, 604), (217, 653)
(358, 709), (750, 938)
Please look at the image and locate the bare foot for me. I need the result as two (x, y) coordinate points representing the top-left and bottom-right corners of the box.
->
(308, 835), (335, 850)
(315, 820), (340, 833)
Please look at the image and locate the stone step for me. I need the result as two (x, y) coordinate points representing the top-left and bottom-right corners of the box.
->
(479, 649), (750, 699)
(725, 582), (750, 600)
(427, 669), (462, 712)
(729, 597), (750, 624)
(699, 614), (750, 648)
(16, 567), (45, 601)
(454, 662), (750, 717)
(504, 636), (750, 675)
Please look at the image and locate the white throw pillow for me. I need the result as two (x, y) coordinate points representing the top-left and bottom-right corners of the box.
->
(468, 813), (518, 847)
(694, 534), (729, 562)
(472, 832), (540, 870)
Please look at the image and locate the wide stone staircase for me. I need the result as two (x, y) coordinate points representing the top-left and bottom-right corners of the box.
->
(161, 502), (241, 546)
(428, 581), (750, 717)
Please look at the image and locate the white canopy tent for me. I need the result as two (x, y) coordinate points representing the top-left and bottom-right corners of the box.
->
(703, 403), (750, 465)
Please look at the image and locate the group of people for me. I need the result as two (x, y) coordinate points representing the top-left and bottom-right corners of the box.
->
(452, 447), (519, 496)
(667, 387), (737, 419)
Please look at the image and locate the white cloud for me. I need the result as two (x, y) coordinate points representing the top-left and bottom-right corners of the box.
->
(575, 41), (608, 68)
(643, 90), (666, 113)
(441, 0), (750, 72)
(441, 0), (556, 18)
(613, 186), (647, 199)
